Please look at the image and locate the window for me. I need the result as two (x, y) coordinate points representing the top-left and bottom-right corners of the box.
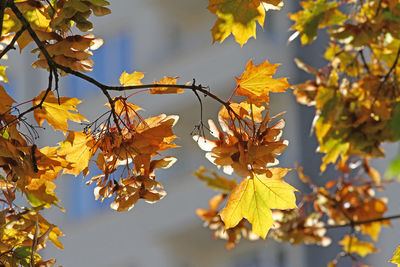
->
(66, 31), (133, 219)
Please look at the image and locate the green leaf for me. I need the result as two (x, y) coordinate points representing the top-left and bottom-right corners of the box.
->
(386, 149), (400, 179)
(289, 0), (347, 45)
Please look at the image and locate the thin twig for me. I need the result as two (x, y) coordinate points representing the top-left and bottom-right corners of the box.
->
(378, 46), (400, 91)
(0, 71), (53, 130)
(9, 0), (243, 135)
(358, 50), (370, 74)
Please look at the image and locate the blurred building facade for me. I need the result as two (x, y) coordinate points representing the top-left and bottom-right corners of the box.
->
(4, 0), (400, 266)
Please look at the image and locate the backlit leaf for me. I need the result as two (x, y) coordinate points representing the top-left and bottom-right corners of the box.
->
(58, 131), (97, 176)
(208, 0), (265, 46)
(150, 76), (184, 94)
(33, 91), (87, 134)
(339, 235), (379, 257)
(220, 168), (297, 239)
(235, 59), (290, 103)
(120, 71), (144, 86)
(390, 246), (400, 266)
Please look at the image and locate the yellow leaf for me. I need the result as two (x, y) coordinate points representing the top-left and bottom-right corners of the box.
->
(58, 131), (96, 176)
(339, 235), (379, 257)
(119, 71), (144, 86)
(26, 180), (59, 207)
(0, 65), (8, 83)
(208, 0), (265, 46)
(150, 76), (184, 94)
(33, 90), (87, 134)
(219, 168), (297, 239)
(235, 59), (290, 103)
(219, 101), (266, 123)
(390, 246), (400, 266)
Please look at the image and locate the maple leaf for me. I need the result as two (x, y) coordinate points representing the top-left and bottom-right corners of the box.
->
(197, 193), (259, 250)
(235, 59), (290, 103)
(33, 91), (87, 134)
(219, 101), (266, 123)
(150, 76), (184, 94)
(339, 235), (379, 257)
(58, 131), (97, 176)
(219, 168), (297, 239)
(208, 0), (266, 46)
(0, 65), (8, 82)
(26, 180), (59, 208)
(194, 110), (288, 178)
(120, 71), (144, 86)
(390, 246), (400, 266)
(289, 0), (347, 45)
(0, 85), (14, 113)
(193, 166), (236, 192)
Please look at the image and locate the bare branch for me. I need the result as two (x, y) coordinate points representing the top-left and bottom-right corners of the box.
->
(8, 0), (244, 136)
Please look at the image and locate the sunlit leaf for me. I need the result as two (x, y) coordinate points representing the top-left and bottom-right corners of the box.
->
(390, 246), (400, 266)
(119, 71), (144, 86)
(33, 91), (87, 134)
(235, 59), (290, 103)
(220, 168), (297, 239)
(339, 235), (379, 257)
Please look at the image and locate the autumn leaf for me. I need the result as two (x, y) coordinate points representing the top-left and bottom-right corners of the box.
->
(208, 0), (266, 46)
(220, 168), (297, 239)
(390, 246), (400, 266)
(193, 166), (236, 192)
(33, 90), (87, 134)
(0, 66), (8, 83)
(219, 101), (266, 123)
(235, 59), (290, 103)
(339, 235), (379, 257)
(150, 76), (184, 94)
(120, 71), (144, 86)
(289, 0), (347, 45)
(0, 85), (14, 113)
(58, 131), (97, 176)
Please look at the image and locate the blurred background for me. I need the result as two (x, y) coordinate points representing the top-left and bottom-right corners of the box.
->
(4, 0), (400, 266)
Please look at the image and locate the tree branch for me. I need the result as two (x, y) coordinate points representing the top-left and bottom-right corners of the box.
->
(358, 50), (370, 74)
(378, 46), (400, 91)
(9, 0), (242, 135)
(0, 71), (53, 131)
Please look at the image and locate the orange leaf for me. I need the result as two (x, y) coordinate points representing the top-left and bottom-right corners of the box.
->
(150, 76), (184, 94)
(0, 85), (14, 113)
